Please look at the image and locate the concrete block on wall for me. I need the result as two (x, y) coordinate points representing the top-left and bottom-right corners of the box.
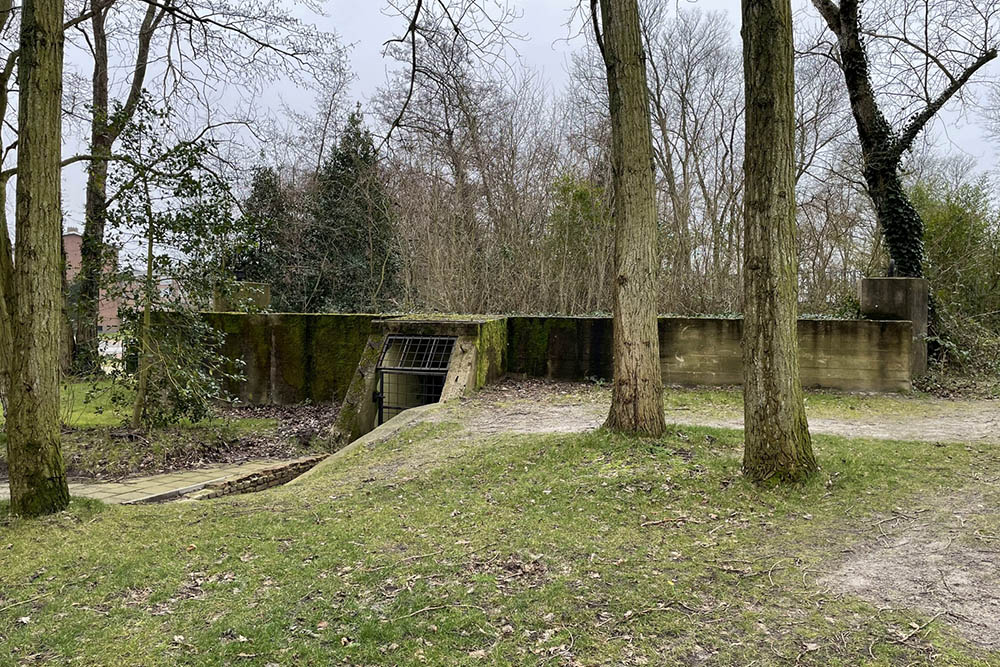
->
(859, 277), (928, 376)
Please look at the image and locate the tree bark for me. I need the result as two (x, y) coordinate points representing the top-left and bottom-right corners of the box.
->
(741, 0), (817, 484)
(7, 0), (70, 515)
(811, 0), (997, 278)
(597, 0), (666, 437)
(77, 1), (162, 373)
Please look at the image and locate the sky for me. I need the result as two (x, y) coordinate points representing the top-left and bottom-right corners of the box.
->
(56, 0), (998, 229)
(330, 0), (739, 101)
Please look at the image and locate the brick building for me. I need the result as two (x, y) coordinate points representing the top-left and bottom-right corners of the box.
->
(63, 227), (121, 333)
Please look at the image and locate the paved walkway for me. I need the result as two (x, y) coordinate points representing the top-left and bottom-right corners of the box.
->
(0, 459), (284, 504)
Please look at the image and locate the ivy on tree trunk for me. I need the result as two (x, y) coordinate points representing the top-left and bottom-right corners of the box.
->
(811, 0), (997, 278)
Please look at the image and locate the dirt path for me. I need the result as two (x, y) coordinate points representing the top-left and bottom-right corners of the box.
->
(442, 380), (1000, 445)
(435, 380), (1000, 650)
(824, 491), (1000, 650)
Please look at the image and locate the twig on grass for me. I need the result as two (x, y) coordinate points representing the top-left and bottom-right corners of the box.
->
(596, 601), (704, 628)
(393, 603), (486, 621)
(0, 592), (51, 613)
(767, 558), (788, 586)
(367, 550), (443, 572)
(890, 612), (944, 645)
(640, 516), (703, 527)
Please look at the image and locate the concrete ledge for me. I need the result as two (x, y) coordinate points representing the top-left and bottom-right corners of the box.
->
(185, 455), (328, 501)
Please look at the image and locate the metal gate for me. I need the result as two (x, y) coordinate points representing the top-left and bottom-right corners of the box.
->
(375, 335), (456, 425)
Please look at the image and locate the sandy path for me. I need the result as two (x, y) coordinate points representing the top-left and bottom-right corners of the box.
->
(443, 381), (1000, 444)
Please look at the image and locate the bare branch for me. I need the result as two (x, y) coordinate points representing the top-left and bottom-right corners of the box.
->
(896, 46), (998, 155)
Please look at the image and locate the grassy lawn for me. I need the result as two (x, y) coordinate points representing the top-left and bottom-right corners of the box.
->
(2, 410), (998, 664)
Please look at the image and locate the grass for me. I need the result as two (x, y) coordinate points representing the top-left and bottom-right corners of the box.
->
(2, 411), (998, 665)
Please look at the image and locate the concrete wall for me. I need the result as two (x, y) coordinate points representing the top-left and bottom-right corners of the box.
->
(203, 312), (374, 404)
(508, 316), (913, 392)
(859, 277), (928, 376)
(208, 309), (915, 408)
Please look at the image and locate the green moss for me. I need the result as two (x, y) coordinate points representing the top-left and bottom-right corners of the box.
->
(474, 319), (508, 389)
(332, 332), (387, 445)
(506, 317), (553, 376)
(269, 315), (309, 403)
(506, 317), (613, 380)
(309, 315), (374, 403)
(202, 314), (377, 406)
(391, 313), (497, 321)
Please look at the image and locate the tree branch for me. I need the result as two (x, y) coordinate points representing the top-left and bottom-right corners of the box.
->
(895, 47), (998, 155)
(108, 2), (169, 141)
(810, 0), (842, 36)
(590, 0), (605, 62)
(381, 0), (424, 150)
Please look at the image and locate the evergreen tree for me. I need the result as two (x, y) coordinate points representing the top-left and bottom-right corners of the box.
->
(312, 111), (397, 312)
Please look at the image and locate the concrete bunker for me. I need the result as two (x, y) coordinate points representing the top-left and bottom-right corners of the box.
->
(334, 317), (507, 442)
(375, 335), (456, 424)
(200, 277), (928, 443)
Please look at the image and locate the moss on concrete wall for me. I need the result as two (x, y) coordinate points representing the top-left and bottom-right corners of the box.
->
(474, 319), (507, 389)
(507, 315), (912, 392)
(204, 313), (374, 405)
(506, 317), (613, 380)
(202, 312), (272, 403)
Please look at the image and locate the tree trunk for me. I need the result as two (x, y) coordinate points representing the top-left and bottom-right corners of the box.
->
(7, 0), (70, 516)
(598, 0), (666, 437)
(0, 186), (14, 414)
(76, 2), (162, 372)
(740, 0), (816, 484)
(75, 3), (111, 375)
(131, 178), (156, 430)
(823, 0), (924, 277)
(863, 156), (924, 277)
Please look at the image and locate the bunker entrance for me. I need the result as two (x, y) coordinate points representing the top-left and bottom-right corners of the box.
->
(375, 335), (456, 425)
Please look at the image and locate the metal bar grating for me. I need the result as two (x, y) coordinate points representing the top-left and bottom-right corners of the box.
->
(376, 335), (456, 425)
(379, 335), (455, 371)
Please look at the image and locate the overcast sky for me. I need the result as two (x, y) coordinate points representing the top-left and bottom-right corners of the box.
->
(56, 0), (998, 230)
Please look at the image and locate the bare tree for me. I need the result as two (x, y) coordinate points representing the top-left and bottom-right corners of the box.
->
(594, 0), (666, 437)
(644, 8), (745, 313)
(810, 0), (999, 277)
(741, 0), (817, 483)
(7, 0), (71, 515)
